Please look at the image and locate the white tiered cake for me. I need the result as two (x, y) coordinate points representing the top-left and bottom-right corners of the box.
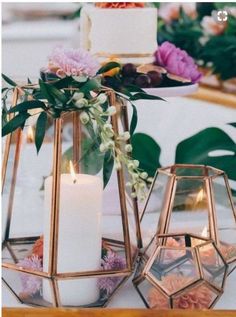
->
(80, 4), (158, 65)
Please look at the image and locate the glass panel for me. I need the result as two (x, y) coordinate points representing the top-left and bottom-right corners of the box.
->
(57, 275), (127, 307)
(172, 282), (219, 309)
(138, 279), (170, 309)
(2, 115), (54, 242)
(212, 175), (236, 265)
(173, 166), (206, 177)
(149, 246), (200, 295)
(198, 242), (226, 289)
(2, 267), (53, 307)
(141, 172), (171, 248)
(168, 179), (209, 237)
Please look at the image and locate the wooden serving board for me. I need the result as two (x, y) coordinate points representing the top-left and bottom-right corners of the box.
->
(2, 309), (236, 317)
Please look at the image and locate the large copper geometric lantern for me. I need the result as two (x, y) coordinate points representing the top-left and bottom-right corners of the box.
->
(2, 86), (142, 307)
(140, 164), (236, 274)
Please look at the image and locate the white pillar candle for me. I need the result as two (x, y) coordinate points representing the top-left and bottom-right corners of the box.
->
(43, 168), (103, 306)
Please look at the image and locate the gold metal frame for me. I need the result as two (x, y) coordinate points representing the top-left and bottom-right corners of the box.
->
(140, 164), (236, 274)
(133, 233), (228, 309)
(2, 86), (141, 307)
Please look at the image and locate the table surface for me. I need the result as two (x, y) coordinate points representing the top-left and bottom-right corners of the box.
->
(2, 308), (236, 317)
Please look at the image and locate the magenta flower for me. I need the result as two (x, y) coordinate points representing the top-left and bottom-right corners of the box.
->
(98, 251), (126, 295)
(155, 42), (202, 83)
(47, 46), (100, 78)
(17, 255), (43, 296)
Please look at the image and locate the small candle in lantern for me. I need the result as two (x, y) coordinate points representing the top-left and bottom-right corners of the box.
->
(43, 161), (103, 306)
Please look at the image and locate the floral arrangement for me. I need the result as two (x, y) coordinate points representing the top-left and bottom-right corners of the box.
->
(17, 237), (126, 298)
(2, 46), (163, 198)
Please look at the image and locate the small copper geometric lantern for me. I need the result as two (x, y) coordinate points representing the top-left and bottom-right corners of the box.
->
(133, 233), (228, 309)
(2, 86), (142, 307)
(140, 164), (236, 275)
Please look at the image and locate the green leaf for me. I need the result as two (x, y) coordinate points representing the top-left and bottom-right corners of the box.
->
(61, 138), (103, 175)
(103, 150), (114, 188)
(229, 122), (236, 128)
(2, 112), (30, 137)
(130, 103), (138, 136)
(175, 127), (236, 181)
(130, 92), (165, 101)
(35, 112), (47, 153)
(97, 62), (121, 75)
(39, 81), (67, 104)
(2, 74), (17, 87)
(8, 100), (46, 113)
(39, 79), (55, 104)
(131, 133), (161, 177)
(79, 78), (101, 94)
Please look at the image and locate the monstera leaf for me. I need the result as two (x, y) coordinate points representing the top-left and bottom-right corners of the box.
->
(175, 127), (236, 181)
(131, 133), (161, 177)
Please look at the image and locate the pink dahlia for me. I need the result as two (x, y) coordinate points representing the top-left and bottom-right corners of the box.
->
(47, 46), (100, 78)
(155, 42), (202, 83)
(98, 251), (126, 295)
(17, 255), (43, 296)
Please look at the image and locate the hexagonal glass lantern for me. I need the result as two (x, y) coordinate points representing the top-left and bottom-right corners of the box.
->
(133, 233), (228, 309)
(2, 88), (141, 307)
(140, 164), (236, 274)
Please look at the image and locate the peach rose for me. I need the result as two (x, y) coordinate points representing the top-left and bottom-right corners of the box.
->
(159, 3), (197, 23)
(201, 15), (227, 35)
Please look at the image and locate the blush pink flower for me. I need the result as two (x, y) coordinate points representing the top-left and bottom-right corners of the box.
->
(47, 46), (100, 78)
(159, 3), (197, 23)
(155, 42), (202, 83)
(17, 255), (43, 297)
(98, 251), (126, 295)
(201, 15), (227, 36)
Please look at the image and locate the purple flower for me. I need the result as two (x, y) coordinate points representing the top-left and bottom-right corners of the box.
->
(47, 46), (100, 78)
(98, 251), (126, 295)
(17, 255), (43, 296)
(155, 42), (202, 83)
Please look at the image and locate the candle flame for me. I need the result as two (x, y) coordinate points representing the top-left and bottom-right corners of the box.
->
(69, 161), (77, 183)
(202, 226), (208, 238)
(196, 189), (204, 204)
(27, 126), (34, 143)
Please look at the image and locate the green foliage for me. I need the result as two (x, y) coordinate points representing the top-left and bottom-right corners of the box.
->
(8, 100), (46, 113)
(176, 128), (236, 181)
(2, 74), (17, 87)
(131, 133), (161, 177)
(131, 128), (236, 192)
(103, 150), (114, 188)
(97, 62), (121, 75)
(201, 35), (236, 80)
(130, 104), (138, 136)
(158, 7), (203, 59)
(35, 112), (47, 153)
(2, 112), (30, 137)
(61, 138), (104, 176)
